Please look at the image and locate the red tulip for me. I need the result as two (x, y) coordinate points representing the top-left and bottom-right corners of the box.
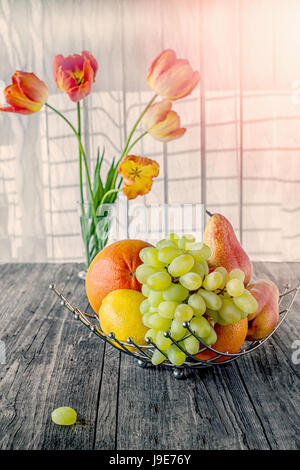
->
(0, 71), (48, 114)
(53, 51), (98, 102)
(148, 49), (200, 101)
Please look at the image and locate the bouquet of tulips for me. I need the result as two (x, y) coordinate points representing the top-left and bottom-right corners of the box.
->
(0, 49), (200, 267)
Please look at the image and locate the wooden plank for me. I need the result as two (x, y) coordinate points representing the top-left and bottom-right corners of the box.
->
(93, 343), (121, 450)
(116, 347), (273, 449)
(0, 263), (106, 450)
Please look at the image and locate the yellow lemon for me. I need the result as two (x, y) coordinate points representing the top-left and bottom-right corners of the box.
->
(98, 289), (148, 349)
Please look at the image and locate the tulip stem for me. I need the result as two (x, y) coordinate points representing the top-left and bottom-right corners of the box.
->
(45, 102), (96, 218)
(111, 93), (157, 189)
(77, 102), (85, 215)
(122, 93), (157, 158)
(126, 131), (148, 155)
(99, 188), (121, 208)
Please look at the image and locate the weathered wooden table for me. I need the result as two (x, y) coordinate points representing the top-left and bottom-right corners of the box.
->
(0, 262), (299, 450)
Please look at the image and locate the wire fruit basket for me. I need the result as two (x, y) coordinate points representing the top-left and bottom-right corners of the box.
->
(50, 282), (299, 379)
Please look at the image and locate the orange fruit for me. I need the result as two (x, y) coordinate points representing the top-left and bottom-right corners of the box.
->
(99, 289), (148, 349)
(195, 318), (248, 362)
(85, 239), (152, 314)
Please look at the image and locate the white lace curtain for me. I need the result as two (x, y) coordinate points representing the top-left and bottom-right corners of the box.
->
(0, 0), (299, 263)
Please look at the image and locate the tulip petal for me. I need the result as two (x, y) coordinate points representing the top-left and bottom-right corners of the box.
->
(155, 61), (200, 100)
(82, 51), (98, 79)
(156, 127), (186, 142)
(4, 84), (42, 113)
(147, 49), (176, 89)
(0, 104), (33, 114)
(119, 155), (159, 200)
(141, 101), (186, 142)
(141, 100), (172, 131)
(14, 71), (48, 103)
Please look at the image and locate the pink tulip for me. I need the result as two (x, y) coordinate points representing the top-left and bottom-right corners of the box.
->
(142, 100), (186, 142)
(147, 49), (200, 101)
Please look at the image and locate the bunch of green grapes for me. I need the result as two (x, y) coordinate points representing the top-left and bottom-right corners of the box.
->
(136, 234), (258, 367)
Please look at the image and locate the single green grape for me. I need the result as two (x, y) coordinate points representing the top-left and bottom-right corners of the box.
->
(226, 278), (245, 297)
(232, 290), (258, 314)
(188, 294), (206, 316)
(202, 326), (218, 346)
(198, 289), (222, 310)
(190, 261), (205, 278)
(167, 344), (187, 366)
(168, 254), (195, 277)
(51, 407), (77, 426)
(142, 311), (155, 328)
(188, 242), (211, 262)
(145, 328), (157, 342)
(214, 266), (228, 289)
(219, 298), (243, 324)
(148, 289), (164, 307)
(156, 239), (176, 249)
(140, 298), (151, 314)
(174, 304), (194, 322)
(163, 283), (189, 302)
(170, 318), (188, 340)
(148, 313), (172, 331)
(202, 261), (209, 275)
(189, 316), (211, 339)
(151, 349), (166, 365)
(139, 247), (165, 269)
(182, 234), (196, 250)
(147, 271), (172, 291)
(142, 284), (151, 297)
(135, 264), (158, 284)
(158, 301), (178, 318)
(183, 335), (200, 355)
(158, 246), (183, 265)
(202, 271), (224, 291)
(179, 272), (202, 290)
(155, 330), (172, 351)
(228, 268), (245, 283)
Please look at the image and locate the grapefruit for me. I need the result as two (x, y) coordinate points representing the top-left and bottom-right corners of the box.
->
(85, 239), (152, 314)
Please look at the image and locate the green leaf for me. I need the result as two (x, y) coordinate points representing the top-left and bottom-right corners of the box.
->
(104, 157), (117, 192)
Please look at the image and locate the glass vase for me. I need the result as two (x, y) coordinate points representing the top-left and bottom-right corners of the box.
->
(77, 201), (115, 279)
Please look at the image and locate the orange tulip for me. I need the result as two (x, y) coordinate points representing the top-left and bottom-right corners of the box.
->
(0, 71), (48, 114)
(147, 49), (200, 101)
(118, 155), (159, 200)
(141, 100), (186, 142)
(53, 51), (98, 102)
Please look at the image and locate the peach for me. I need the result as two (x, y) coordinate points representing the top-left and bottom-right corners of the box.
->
(246, 279), (279, 341)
